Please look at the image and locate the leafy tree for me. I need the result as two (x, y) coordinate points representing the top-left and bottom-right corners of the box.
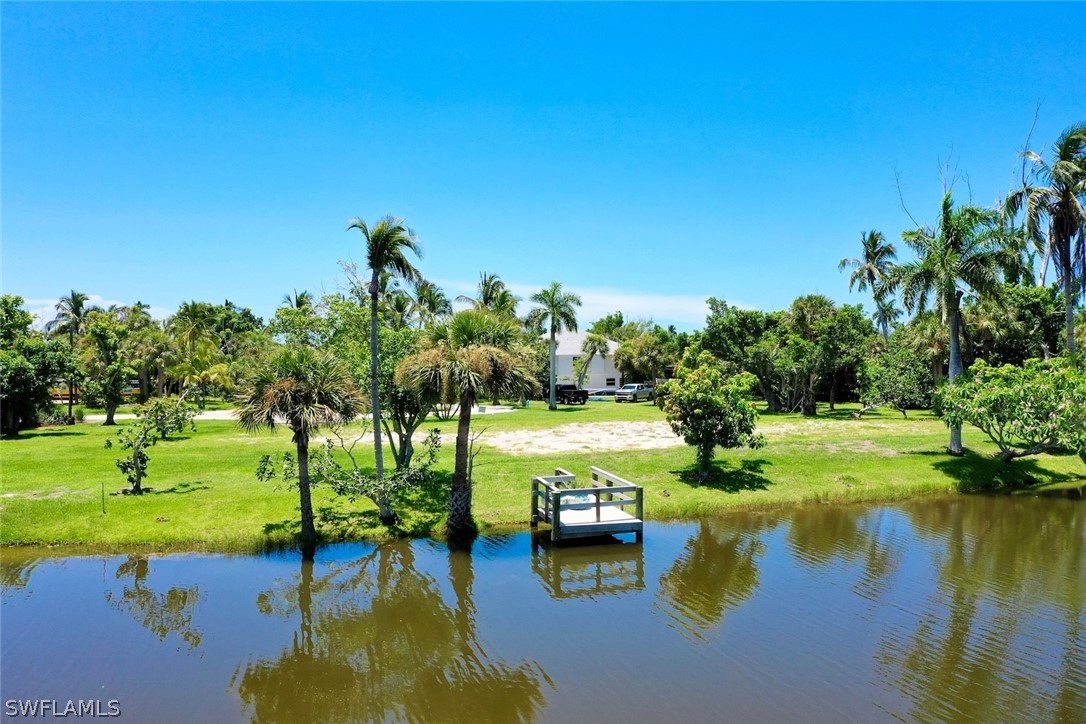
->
(82, 311), (133, 425)
(935, 358), (1086, 464)
(588, 311), (626, 339)
(104, 417), (158, 494)
(856, 345), (935, 418)
(839, 230), (898, 341)
(896, 310), (949, 381)
(0, 296), (69, 435)
(527, 281), (582, 410)
(348, 215), (422, 493)
(268, 302), (328, 348)
(136, 396), (197, 440)
(815, 304), (876, 410)
(613, 330), (676, 384)
(895, 193), (1005, 454)
(239, 347), (364, 549)
(659, 350), (765, 483)
(45, 289), (99, 423)
(1004, 122), (1086, 354)
(398, 310), (537, 540)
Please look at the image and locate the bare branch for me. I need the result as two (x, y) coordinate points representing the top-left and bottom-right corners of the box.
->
(894, 168), (921, 228)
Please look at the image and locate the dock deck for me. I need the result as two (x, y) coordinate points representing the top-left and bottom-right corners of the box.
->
(530, 467), (644, 542)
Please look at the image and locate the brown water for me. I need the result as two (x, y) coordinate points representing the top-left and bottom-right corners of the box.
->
(2, 495), (1083, 722)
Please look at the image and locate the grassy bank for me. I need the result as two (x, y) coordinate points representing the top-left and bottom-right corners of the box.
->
(2, 402), (1082, 551)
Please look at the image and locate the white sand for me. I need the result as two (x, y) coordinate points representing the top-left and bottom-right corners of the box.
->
(475, 421), (683, 455)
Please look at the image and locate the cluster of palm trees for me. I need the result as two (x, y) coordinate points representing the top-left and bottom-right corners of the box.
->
(839, 122), (1086, 455)
(235, 214), (587, 545)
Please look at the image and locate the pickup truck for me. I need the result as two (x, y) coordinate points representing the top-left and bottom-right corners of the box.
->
(552, 384), (589, 405)
(615, 383), (654, 403)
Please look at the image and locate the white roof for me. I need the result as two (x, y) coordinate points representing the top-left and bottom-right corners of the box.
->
(551, 330), (620, 357)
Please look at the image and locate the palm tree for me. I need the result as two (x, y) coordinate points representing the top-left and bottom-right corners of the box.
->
(412, 279), (452, 326)
(896, 193), (1004, 455)
(398, 310), (536, 540)
(281, 289), (314, 310)
(46, 290), (99, 423)
(236, 347), (363, 550)
(527, 282), (582, 410)
(1004, 122), (1086, 354)
(576, 332), (612, 388)
(871, 297), (903, 345)
(347, 216), (422, 487)
(839, 230), (898, 342)
(456, 272), (520, 318)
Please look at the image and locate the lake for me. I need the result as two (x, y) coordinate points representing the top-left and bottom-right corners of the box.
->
(2, 495), (1083, 722)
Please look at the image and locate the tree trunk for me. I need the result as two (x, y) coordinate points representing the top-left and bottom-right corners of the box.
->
(828, 379), (836, 411)
(132, 439), (144, 495)
(369, 272), (386, 481)
(801, 375), (817, 416)
(947, 294), (964, 456)
(548, 325), (557, 410)
(157, 370), (167, 397)
(296, 435), (317, 549)
(1063, 271), (1075, 355)
(67, 378), (75, 424)
(446, 393), (477, 541)
(104, 404), (117, 426)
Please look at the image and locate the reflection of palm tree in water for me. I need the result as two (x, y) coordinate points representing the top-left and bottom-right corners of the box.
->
(106, 556), (202, 649)
(876, 498), (1086, 721)
(656, 515), (774, 642)
(234, 542), (550, 722)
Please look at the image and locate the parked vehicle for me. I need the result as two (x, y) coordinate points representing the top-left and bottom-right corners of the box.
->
(551, 383), (589, 405)
(588, 387), (617, 398)
(615, 383), (654, 403)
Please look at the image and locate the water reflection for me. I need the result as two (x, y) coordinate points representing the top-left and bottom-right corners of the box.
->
(106, 556), (203, 649)
(787, 506), (905, 603)
(878, 497), (1086, 721)
(232, 543), (552, 722)
(656, 513), (777, 642)
(530, 534), (644, 599)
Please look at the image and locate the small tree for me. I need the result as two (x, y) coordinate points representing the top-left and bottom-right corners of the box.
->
(136, 395), (197, 440)
(856, 346), (934, 418)
(935, 358), (1086, 463)
(105, 418), (157, 494)
(659, 351), (766, 483)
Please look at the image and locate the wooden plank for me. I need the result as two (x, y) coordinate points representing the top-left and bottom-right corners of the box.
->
(589, 466), (638, 488)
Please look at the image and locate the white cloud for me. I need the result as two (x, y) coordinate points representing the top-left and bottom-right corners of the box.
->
(435, 279), (747, 330)
(23, 295), (171, 330)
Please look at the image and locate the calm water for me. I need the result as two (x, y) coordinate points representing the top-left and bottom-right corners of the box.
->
(2, 496), (1083, 722)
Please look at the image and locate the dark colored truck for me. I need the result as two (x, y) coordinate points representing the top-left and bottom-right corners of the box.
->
(552, 383), (589, 405)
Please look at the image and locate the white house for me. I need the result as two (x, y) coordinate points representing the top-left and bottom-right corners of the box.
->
(550, 331), (622, 390)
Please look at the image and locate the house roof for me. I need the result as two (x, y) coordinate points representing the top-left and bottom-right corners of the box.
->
(551, 330), (620, 357)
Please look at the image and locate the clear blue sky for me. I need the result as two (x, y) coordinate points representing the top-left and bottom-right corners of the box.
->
(3, 2), (1084, 330)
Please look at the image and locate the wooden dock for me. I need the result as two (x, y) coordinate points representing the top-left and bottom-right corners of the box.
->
(530, 467), (644, 542)
(531, 534), (645, 598)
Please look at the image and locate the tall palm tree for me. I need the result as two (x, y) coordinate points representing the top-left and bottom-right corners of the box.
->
(398, 310), (536, 540)
(347, 216), (422, 486)
(527, 282), (582, 410)
(839, 230), (898, 342)
(46, 290), (98, 423)
(896, 193), (1004, 455)
(236, 347), (363, 550)
(1004, 122), (1086, 354)
(576, 332), (612, 388)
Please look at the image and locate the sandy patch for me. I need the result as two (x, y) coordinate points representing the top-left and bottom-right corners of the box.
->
(475, 421), (683, 456)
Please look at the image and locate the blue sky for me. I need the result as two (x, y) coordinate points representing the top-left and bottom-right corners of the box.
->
(3, 2), (1084, 330)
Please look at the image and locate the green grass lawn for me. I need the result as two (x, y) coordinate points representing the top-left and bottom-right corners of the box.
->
(2, 400), (1082, 551)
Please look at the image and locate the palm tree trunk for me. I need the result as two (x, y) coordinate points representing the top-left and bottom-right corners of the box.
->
(947, 294), (964, 456)
(447, 393), (477, 540)
(369, 272), (385, 480)
(67, 328), (75, 424)
(548, 325), (557, 410)
(296, 435), (317, 549)
(1063, 270), (1076, 355)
